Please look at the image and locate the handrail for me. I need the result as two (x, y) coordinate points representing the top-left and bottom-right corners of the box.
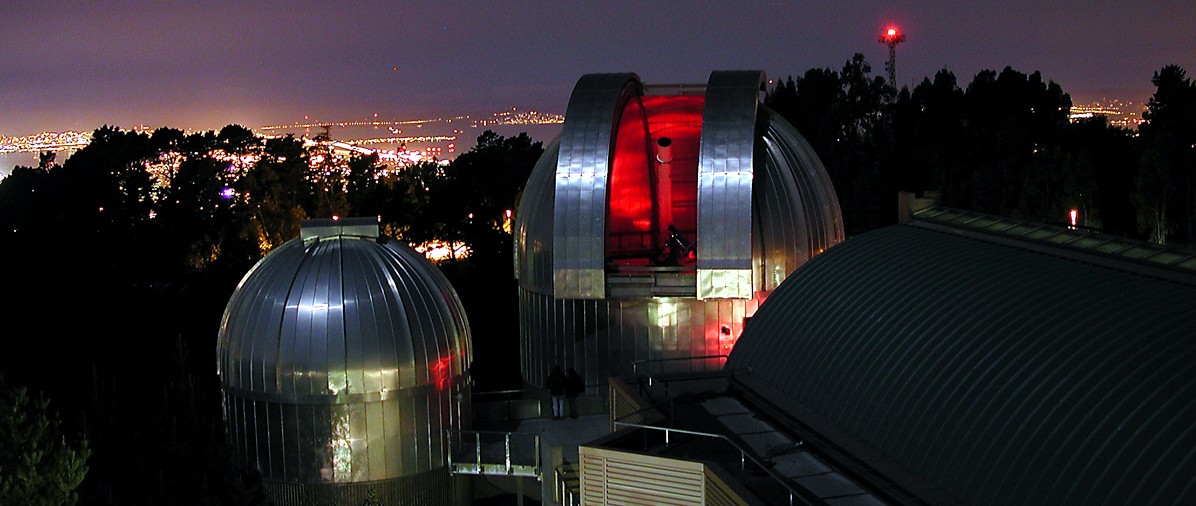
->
(446, 429), (541, 477)
(471, 388), (536, 399)
(629, 356), (741, 401)
(611, 419), (820, 506)
(631, 354), (729, 377)
(555, 462), (581, 506)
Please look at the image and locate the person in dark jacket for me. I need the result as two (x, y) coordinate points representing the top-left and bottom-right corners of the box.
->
(565, 367), (584, 418)
(546, 365), (567, 420)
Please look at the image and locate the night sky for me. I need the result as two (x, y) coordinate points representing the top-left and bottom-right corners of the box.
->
(2, 1), (1194, 137)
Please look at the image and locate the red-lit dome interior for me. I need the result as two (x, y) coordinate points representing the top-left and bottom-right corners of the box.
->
(607, 94), (704, 266)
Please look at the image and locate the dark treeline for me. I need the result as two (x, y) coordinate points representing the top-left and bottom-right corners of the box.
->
(767, 56), (1196, 243)
(0, 56), (1193, 504)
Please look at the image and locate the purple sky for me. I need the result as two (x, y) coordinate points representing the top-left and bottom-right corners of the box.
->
(2, 1), (1193, 137)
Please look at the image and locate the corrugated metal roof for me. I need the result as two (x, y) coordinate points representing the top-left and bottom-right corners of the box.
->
(726, 221), (1196, 505)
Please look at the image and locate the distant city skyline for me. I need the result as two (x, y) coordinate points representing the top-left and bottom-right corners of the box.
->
(2, 1), (1193, 138)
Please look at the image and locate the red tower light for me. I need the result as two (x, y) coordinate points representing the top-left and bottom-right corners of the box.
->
(879, 26), (904, 44)
(878, 25), (907, 88)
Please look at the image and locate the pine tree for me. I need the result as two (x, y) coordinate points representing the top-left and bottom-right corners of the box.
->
(0, 375), (90, 506)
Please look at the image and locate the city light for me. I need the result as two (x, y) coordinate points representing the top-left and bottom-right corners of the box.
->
(1069, 99), (1148, 128)
(0, 131), (90, 155)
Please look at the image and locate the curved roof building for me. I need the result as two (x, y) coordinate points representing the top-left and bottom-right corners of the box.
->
(514, 71), (843, 388)
(726, 207), (1196, 504)
(217, 217), (472, 506)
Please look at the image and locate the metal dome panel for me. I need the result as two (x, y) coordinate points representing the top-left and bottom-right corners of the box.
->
(553, 73), (642, 300)
(513, 139), (560, 294)
(697, 70), (766, 299)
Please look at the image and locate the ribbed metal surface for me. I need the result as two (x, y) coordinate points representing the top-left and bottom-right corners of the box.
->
(553, 73), (642, 299)
(221, 388), (465, 484)
(218, 219), (472, 486)
(726, 223), (1196, 505)
(513, 140), (559, 294)
(754, 106), (844, 291)
(697, 71), (765, 299)
(519, 288), (760, 388)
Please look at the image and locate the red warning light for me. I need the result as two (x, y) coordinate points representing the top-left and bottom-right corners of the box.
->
(880, 26), (905, 44)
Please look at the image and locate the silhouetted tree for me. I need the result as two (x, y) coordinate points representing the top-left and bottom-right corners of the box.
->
(236, 134), (311, 252)
(437, 130), (543, 263)
(345, 152), (385, 217)
(0, 375), (90, 506)
(766, 55), (895, 232)
(891, 69), (966, 196)
(1134, 65), (1196, 244)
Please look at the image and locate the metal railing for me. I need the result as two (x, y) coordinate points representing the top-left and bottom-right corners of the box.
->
(471, 388), (544, 422)
(611, 417), (818, 506)
(631, 354), (730, 378)
(446, 429), (541, 478)
(629, 355), (739, 401)
(554, 463), (581, 506)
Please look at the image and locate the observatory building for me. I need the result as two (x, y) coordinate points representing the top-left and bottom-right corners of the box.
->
(216, 217), (473, 506)
(514, 71), (843, 389)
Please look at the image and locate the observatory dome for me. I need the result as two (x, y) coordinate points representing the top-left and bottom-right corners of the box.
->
(514, 71), (843, 388)
(217, 217), (472, 506)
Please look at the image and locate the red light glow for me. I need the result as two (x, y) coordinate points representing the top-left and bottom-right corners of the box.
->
(431, 354), (453, 390)
(608, 94), (704, 262)
(880, 26), (905, 44)
(701, 293), (767, 359)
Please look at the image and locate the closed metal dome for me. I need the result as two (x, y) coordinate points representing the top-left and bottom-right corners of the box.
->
(514, 71), (843, 389)
(217, 217), (472, 505)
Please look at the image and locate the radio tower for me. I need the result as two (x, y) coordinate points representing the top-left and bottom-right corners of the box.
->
(879, 26), (906, 89)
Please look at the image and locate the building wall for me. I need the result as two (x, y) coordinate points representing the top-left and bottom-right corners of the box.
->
(519, 289), (760, 388)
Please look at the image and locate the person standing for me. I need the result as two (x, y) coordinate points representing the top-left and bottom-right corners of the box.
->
(565, 367), (584, 418)
(546, 365), (567, 420)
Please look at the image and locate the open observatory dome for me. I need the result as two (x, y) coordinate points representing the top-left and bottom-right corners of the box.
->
(514, 71), (843, 389)
(217, 217), (472, 506)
